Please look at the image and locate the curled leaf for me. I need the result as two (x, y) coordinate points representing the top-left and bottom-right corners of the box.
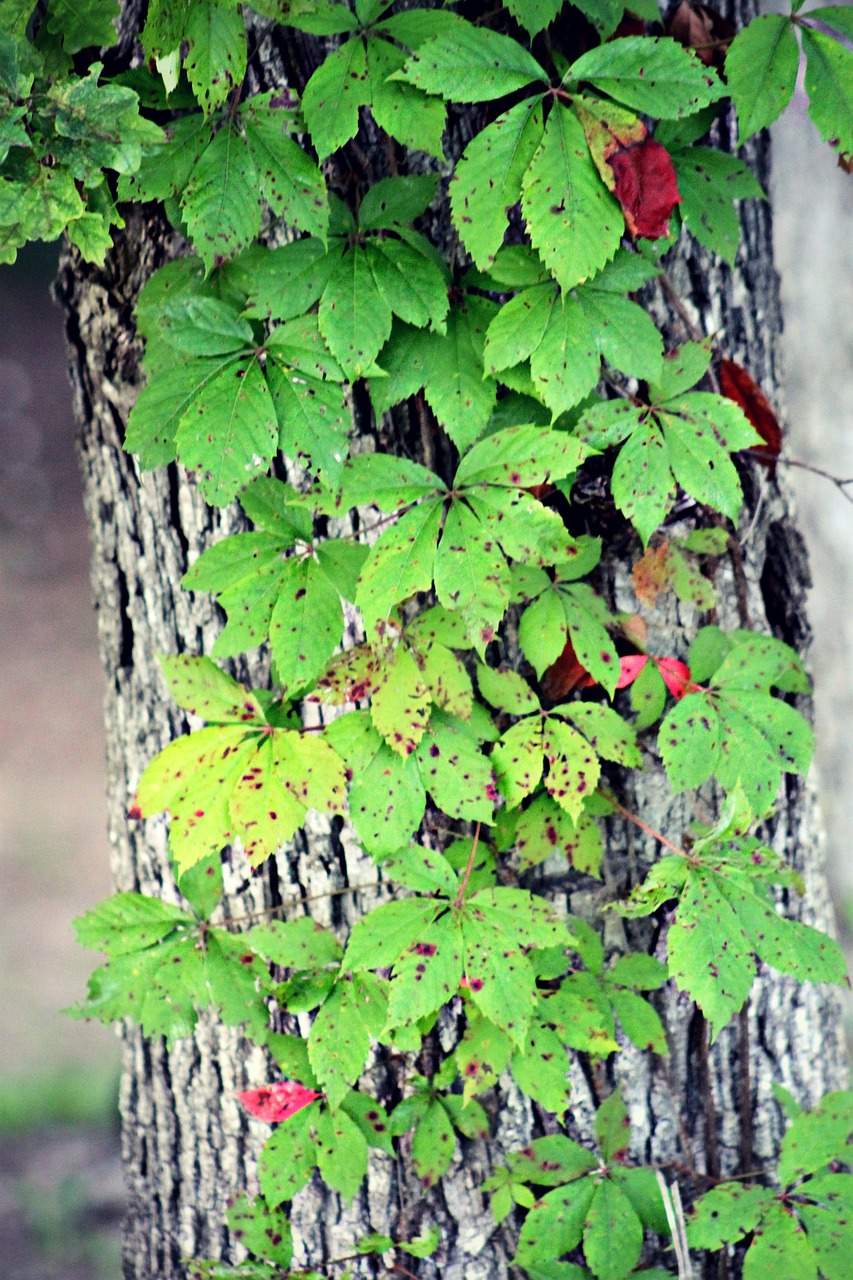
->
(238, 1081), (322, 1123)
(608, 139), (683, 240)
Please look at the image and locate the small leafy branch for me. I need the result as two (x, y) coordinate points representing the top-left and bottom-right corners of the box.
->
(5, 0), (853, 1275)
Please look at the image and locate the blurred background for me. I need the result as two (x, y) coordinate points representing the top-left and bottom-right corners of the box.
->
(0, 95), (851, 1279)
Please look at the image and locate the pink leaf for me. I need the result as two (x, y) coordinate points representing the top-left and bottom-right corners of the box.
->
(616, 655), (649, 689)
(237, 1081), (321, 1123)
(655, 657), (692, 699)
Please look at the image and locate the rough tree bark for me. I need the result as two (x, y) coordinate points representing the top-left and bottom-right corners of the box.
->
(56, 1), (847, 1277)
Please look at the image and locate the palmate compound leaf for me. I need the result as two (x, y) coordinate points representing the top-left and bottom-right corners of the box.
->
(368, 299), (500, 451)
(630, 851), (848, 1040)
(484, 277), (662, 419)
(521, 102), (624, 294)
(566, 35), (724, 120)
(578, 389), (759, 545)
(69, 912), (273, 1045)
(132, 663), (347, 873)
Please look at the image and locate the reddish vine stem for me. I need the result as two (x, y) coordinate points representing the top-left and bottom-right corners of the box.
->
(454, 821), (482, 908)
(601, 789), (691, 860)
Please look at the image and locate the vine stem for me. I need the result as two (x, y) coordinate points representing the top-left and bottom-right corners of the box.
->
(454, 821), (481, 908)
(600, 789), (691, 860)
(220, 878), (383, 928)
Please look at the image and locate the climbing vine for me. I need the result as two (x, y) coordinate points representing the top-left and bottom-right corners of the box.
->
(4, 0), (853, 1275)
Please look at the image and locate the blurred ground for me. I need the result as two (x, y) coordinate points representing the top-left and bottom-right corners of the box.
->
(0, 95), (851, 1280)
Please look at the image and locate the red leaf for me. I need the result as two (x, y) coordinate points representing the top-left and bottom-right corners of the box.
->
(718, 358), (782, 477)
(608, 140), (682, 241)
(541, 638), (596, 703)
(237, 1081), (321, 1123)
(655, 657), (692, 699)
(616, 655), (649, 689)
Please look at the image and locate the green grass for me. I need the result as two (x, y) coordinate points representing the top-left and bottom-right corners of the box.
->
(0, 1063), (119, 1134)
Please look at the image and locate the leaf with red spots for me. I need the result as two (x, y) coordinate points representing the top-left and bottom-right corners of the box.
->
(308, 973), (387, 1110)
(412, 1097), (457, 1185)
(563, 703), (641, 766)
(386, 913), (465, 1030)
(246, 917), (342, 970)
(415, 710), (497, 822)
(269, 554), (348, 697)
(719, 358), (782, 476)
(595, 1088), (631, 1163)
(542, 717), (601, 824)
(456, 1010), (512, 1101)
(515, 793), (604, 878)
(225, 1192), (293, 1268)
(238, 1081), (323, 1124)
(313, 1105), (369, 1199)
(343, 897), (442, 973)
(510, 1021), (572, 1116)
(160, 654), (266, 724)
(326, 710), (427, 856)
(370, 644), (431, 758)
(493, 719), (545, 809)
(455, 423), (589, 490)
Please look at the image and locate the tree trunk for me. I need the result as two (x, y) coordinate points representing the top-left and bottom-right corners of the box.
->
(55, 2), (847, 1276)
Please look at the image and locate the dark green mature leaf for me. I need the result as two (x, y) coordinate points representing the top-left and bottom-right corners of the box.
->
(451, 98), (545, 269)
(567, 36), (724, 119)
(510, 1021), (572, 1115)
(319, 243), (393, 380)
(301, 36), (369, 159)
(411, 1098), (456, 1185)
(240, 93), (329, 241)
(45, 0), (120, 52)
(503, 0), (566, 36)
(181, 124), (260, 273)
(366, 35), (447, 158)
(671, 148), (764, 264)
(522, 104), (623, 293)
(366, 236), (449, 333)
(395, 23), (545, 103)
(802, 27), (853, 160)
(725, 14), (798, 142)
(515, 1179), (598, 1266)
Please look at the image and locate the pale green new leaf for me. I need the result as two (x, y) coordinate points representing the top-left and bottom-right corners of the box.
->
(567, 36), (724, 119)
(159, 653), (265, 723)
(371, 645), (430, 757)
(725, 14), (798, 142)
(522, 103), (623, 293)
(543, 717), (601, 822)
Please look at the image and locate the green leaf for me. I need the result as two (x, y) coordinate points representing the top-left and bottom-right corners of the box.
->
(522, 103), (623, 293)
(562, 705), (641, 767)
(226, 1195), (293, 1268)
(73, 892), (190, 956)
(184, 1), (247, 116)
(519, 588), (568, 678)
(778, 1092), (853, 1186)
(457, 1011), (513, 1098)
(515, 1179), (598, 1266)
(258, 1101), (321, 1201)
(515, 795), (603, 877)
(356, 498), (443, 631)
(175, 355), (278, 506)
(45, 0), (120, 52)
(385, 912), (465, 1028)
(344, 898), (441, 972)
(434, 501), (511, 650)
(659, 693), (720, 792)
(314, 1104), (369, 1198)
(559, 582), (620, 696)
(796, 1172), (853, 1280)
(359, 174), (437, 230)
(394, 24), (545, 103)
(567, 36), (724, 119)
(584, 1177), (644, 1280)
(672, 148), (764, 264)
(687, 1183), (772, 1249)
(511, 1022), (572, 1114)
(426, 298), (499, 450)
(802, 27), (853, 160)
(610, 989), (668, 1055)
(240, 93), (329, 240)
(308, 974), (385, 1110)
(493, 719), (544, 808)
(725, 14), (798, 142)
(416, 713), (497, 821)
(182, 125), (260, 273)
(456, 423), (587, 489)
(450, 98), (545, 269)
(269, 555), (343, 693)
(366, 36), (447, 158)
(371, 645), (430, 757)
(503, 0), (566, 37)
(595, 1089), (630, 1162)
(47, 63), (164, 177)
(412, 1097), (456, 1185)
(743, 1200), (818, 1280)
(301, 36), (369, 159)
(319, 243), (393, 379)
(247, 917), (342, 969)
(159, 653), (265, 722)
(365, 236), (449, 333)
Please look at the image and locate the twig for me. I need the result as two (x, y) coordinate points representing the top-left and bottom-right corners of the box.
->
(782, 456), (853, 507)
(221, 878), (384, 928)
(600, 788), (692, 861)
(454, 821), (481, 907)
